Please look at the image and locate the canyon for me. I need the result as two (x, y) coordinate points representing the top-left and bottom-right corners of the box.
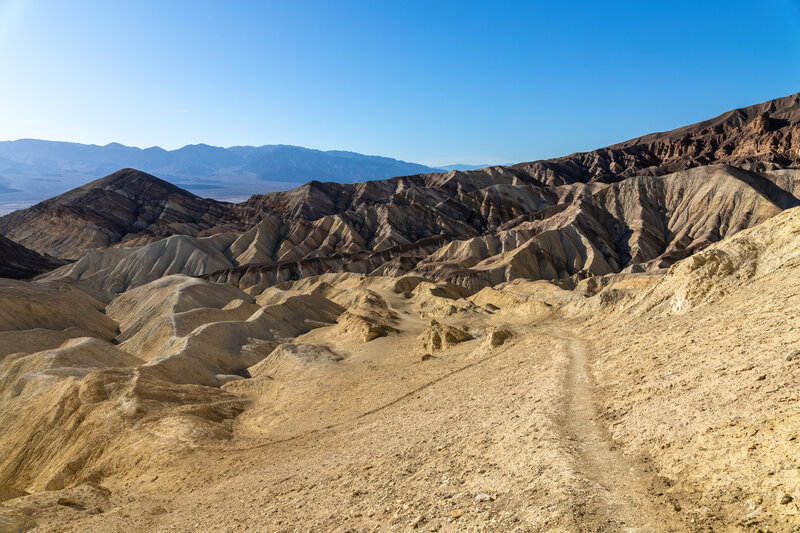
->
(0, 93), (798, 532)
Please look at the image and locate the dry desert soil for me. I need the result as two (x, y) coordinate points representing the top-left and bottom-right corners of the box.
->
(1, 94), (799, 532)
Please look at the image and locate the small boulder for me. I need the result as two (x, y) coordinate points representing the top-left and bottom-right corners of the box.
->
(487, 328), (512, 347)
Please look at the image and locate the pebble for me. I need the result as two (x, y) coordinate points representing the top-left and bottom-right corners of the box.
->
(780, 493), (793, 505)
(475, 493), (492, 502)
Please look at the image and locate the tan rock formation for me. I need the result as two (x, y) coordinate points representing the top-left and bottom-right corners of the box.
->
(2, 95), (800, 533)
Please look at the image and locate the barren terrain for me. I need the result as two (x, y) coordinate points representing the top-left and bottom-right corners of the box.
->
(0, 94), (799, 532)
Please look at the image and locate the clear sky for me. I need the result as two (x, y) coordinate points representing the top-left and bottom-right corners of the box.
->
(1, 0), (799, 167)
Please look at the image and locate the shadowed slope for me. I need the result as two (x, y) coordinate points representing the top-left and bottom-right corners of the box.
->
(0, 233), (64, 279)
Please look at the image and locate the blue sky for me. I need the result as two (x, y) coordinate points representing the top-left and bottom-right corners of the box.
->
(1, 0), (799, 166)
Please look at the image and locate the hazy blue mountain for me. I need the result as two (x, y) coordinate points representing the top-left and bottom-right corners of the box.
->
(0, 177), (20, 194)
(0, 139), (445, 210)
(231, 145), (435, 181)
(434, 163), (508, 171)
(435, 164), (485, 171)
(0, 154), (34, 173)
(0, 139), (437, 183)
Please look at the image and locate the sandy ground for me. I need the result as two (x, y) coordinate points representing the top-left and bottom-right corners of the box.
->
(1, 207), (799, 532)
(584, 271), (800, 531)
(1, 285), (690, 532)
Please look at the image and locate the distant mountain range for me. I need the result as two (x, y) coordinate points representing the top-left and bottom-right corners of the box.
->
(0, 139), (485, 209)
(434, 163), (499, 171)
(0, 139), (447, 181)
(3, 92), (799, 272)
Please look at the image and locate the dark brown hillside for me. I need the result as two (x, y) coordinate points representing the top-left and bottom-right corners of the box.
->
(0, 233), (64, 279)
(0, 168), (241, 259)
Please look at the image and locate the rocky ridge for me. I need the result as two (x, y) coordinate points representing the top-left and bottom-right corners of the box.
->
(1, 94), (800, 532)
(4, 94), (800, 290)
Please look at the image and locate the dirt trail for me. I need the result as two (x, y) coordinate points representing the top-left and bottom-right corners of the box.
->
(554, 328), (683, 532)
(2, 318), (696, 532)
